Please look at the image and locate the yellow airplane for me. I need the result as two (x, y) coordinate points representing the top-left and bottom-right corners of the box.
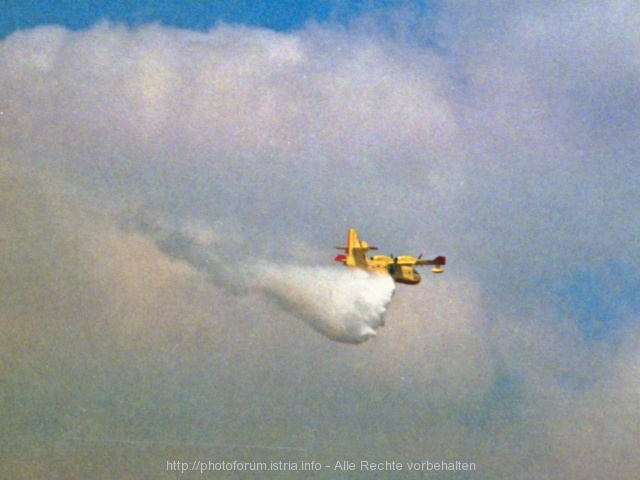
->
(335, 229), (445, 285)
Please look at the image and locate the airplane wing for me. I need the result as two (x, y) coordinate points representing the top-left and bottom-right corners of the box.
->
(415, 255), (446, 273)
(393, 255), (446, 266)
(414, 255), (446, 267)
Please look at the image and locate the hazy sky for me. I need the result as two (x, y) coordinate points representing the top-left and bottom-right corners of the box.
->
(2, 1), (640, 478)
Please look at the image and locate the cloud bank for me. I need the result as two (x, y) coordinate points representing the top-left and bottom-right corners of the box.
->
(2, 1), (640, 477)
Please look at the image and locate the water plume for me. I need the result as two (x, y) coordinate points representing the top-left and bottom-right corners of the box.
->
(127, 212), (395, 344)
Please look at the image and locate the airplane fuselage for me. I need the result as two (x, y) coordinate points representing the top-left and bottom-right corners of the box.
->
(368, 255), (422, 284)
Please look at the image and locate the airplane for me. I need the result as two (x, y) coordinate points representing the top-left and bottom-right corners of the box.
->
(335, 229), (445, 285)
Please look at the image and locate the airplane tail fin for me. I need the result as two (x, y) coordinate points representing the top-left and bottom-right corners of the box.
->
(335, 229), (376, 266)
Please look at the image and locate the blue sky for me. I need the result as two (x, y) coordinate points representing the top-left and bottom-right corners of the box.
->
(0, 0), (410, 37)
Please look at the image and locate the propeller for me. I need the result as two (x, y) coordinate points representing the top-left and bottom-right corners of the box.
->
(388, 254), (397, 275)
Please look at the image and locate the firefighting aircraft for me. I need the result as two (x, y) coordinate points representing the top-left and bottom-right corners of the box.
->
(335, 229), (445, 285)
